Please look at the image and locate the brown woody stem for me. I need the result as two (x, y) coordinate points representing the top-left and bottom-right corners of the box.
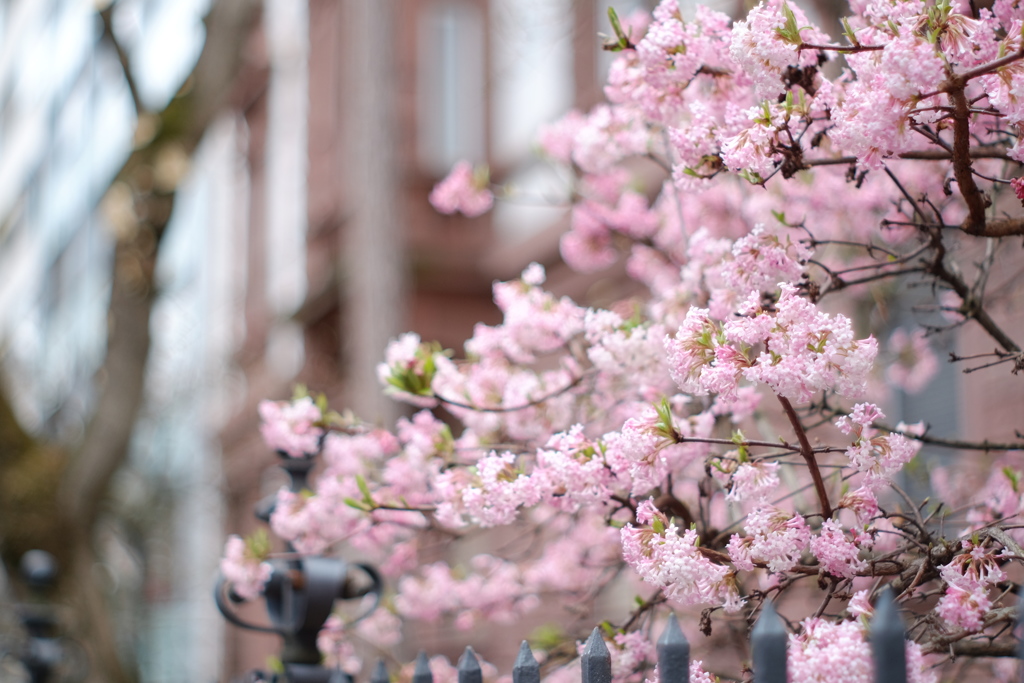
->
(947, 85), (991, 234)
(778, 395), (833, 518)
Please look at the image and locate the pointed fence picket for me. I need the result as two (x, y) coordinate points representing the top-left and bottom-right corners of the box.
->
(294, 589), (995, 683)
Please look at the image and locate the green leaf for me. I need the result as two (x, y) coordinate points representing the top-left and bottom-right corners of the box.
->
(315, 392), (329, 417)
(245, 528), (272, 561)
(356, 474), (375, 507)
(471, 164), (490, 189)
(528, 624), (566, 651)
(343, 497), (372, 511)
(773, 2), (803, 44)
(1004, 466), (1020, 492)
(841, 17), (859, 46)
(732, 431), (750, 462)
(607, 7), (631, 51)
(739, 169), (765, 185)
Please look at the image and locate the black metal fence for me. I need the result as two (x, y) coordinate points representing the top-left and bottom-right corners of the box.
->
(264, 589), (954, 683)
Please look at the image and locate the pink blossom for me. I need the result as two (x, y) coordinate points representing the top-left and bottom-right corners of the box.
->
(664, 308), (724, 395)
(726, 460), (780, 502)
(721, 225), (811, 294)
(621, 503), (742, 610)
(710, 386), (763, 423)
(644, 661), (715, 683)
(535, 425), (615, 511)
(317, 607), (403, 672)
(727, 505), (810, 573)
(936, 583), (991, 631)
(847, 590), (873, 618)
(429, 161), (494, 217)
(1012, 176), (1024, 202)
(835, 402), (885, 435)
(220, 535), (272, 601)
(879, 34), (948, 101)
(560, 204), (619, 273)
(841, 418), (922, 489)
(433, 451), (549, 528)
(740, 285), (878, 402)
(258, 397), (323, 457)
(939, 539), (1006, 590)
(788, 617), (935, 683)
(610, 631), (656, 679)
(729, 0), (829, 101)
(395, 556), (540, 628)
(572, 105), (650, 173)
(377, 332), (443, 408)
(476, 264), (587, 363)
(669, 284), (878, 404)
(538, 110), (586, 163)
(839, 486), (879, 523)
(810, 520), (867, 578)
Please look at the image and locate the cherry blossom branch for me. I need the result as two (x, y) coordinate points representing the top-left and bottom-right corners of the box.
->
(434, 372), (588, 413)
(950, 348), (1024, 373)
(920, 606), (1018, 655)
(928, 233), (1022, 353)
(949, 47), (1024, 86)
(948, 84), (992, 235)
(810, 237), (932, 277)
(806, 238), (900, 259)
(883, 426), (1024, 451)
(803, 146), (1011, 167)
(676, 434), (802, 451)
(797, 41), (884, 52)
(777, 395), (833, 519)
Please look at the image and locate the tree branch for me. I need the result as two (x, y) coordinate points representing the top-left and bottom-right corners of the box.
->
(99, 4), (145, 115)
(778, 395), (833, 519)
(59, 0), (262, 530)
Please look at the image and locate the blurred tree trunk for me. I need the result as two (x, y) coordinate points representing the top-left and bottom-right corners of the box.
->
(0, 1), (261, 682)
(339, 0), (406, 425)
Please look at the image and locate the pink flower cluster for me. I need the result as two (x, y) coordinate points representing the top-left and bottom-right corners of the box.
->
(317, 607), (402, 673)
(666, 284), (878, 404)
(394, 556), (539, 630)
(727, 504), (810, 573)
(220, 534), (272, 601)
(258, 397), (323, 457)
(937, 540), (1006, 631)
(428, 161), (493, 217)
(729, 0), (829, 101)
(788, 616), (935, 683)
(809, 520), (867, 578)
(377, 332), (443, 408)
(836, 403), (922, 489)
(714, 459), (780, 503)
(621, 500), (743, 610)
(226, 0), (1024, 666)
(433, 451), (546, 528)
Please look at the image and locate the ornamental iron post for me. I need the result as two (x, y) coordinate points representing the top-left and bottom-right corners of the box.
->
(6, 550), (85, 683)
(215, 453), (383, 683)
